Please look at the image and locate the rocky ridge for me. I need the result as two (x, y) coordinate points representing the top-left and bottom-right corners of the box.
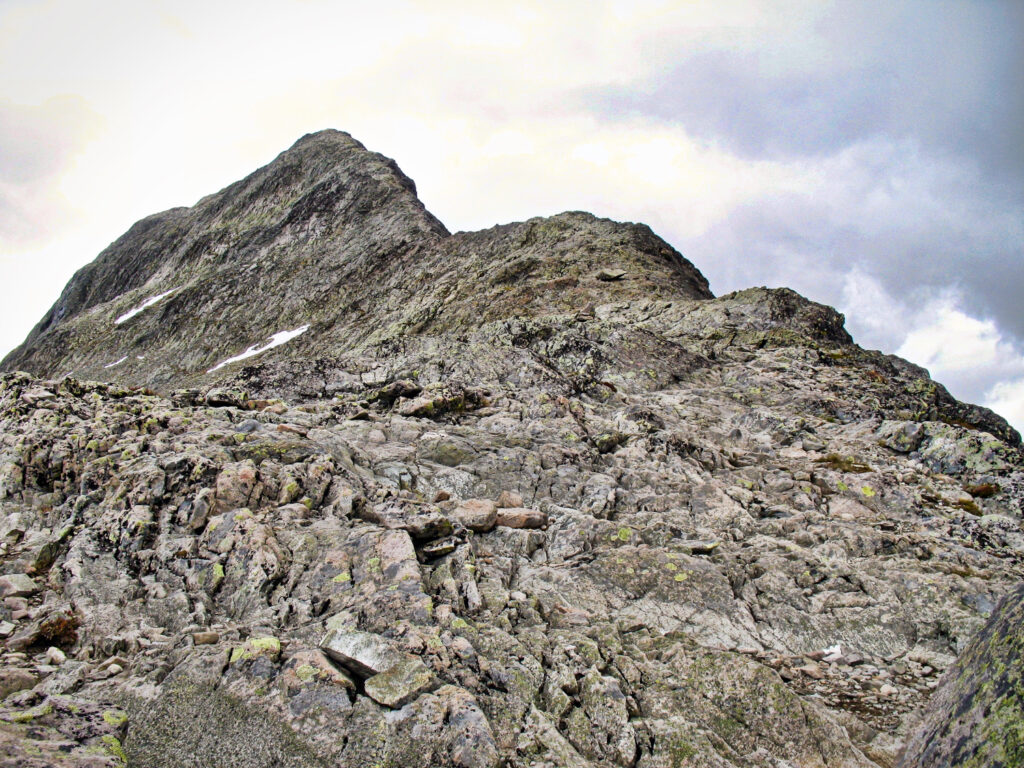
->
(0, 131), (1021, 767)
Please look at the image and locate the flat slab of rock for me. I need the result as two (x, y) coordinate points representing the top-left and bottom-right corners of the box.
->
(319, 628), (405, 678)
(0, 574), (39, 598)
(357, 501), (453, 541)
(364, 656), (434, 708)
(281, 649), (357, 693)
(452, 499), (497, 532)
(494, 507), (547, 529)
(496, 491), (523, 508)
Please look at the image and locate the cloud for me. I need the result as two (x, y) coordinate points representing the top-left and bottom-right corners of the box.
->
(581, 1), (1024, 185)
(674, 136), (1024, 349)
(987, 379), (1024, 434)
(0, 95), (102, 245)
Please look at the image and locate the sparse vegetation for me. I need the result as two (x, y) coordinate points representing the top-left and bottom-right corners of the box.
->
(815, 453), (873, 473)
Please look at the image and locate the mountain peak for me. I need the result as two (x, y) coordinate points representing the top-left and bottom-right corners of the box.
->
(0, 131), (1021, 768)
(1, 131), (712, 391)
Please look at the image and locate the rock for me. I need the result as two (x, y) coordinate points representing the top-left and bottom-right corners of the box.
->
(420, 537), (458, 559)
(357, 500), (454, 541)
(205, 387), (249, 408)
(451, 499), (497, 532)
(214, 460), (259, 512)
(495, 491), (523, 508)
(876, 420), (925, 453)
(0, 667), (37, 699)
(799, 663), (824, 679)
(319, 628), (406, 678)
(900, 583), (1024, 767)
(595, 267), (627, 281)
(281, 649), (357, 693)
(229, 636), (281, 663)
(0, 694), (128, 767)
(364, 656), (435, 708)
(0, 574), (39, 598)
(493, 507), (547, 529)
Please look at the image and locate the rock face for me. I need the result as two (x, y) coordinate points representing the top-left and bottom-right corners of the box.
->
(900, 583), (1024, 768)
(0, 130), (1022, 767)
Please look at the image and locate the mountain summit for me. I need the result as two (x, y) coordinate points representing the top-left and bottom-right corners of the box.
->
(2, 130), (710, 389)
(0, 132), (1021, 767)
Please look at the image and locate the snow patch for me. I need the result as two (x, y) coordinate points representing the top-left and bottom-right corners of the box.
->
(115, 288), (177, 325)
(207, 325), (310, 373)
(104, 356), (128, 369)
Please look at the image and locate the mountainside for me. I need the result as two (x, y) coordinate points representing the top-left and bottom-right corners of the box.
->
(0, 131), (1021, 767)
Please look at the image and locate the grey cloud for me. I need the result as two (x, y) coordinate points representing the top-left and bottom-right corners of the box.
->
(672, 164), (1023, 352)
(582, 1), (1024, 190)
(586, 50), (896, 160)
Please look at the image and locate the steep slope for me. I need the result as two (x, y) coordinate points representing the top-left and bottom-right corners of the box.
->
(0, 132), (1022, 768)
(900, 583), (1024, 767)
(1, 131), (711, 390)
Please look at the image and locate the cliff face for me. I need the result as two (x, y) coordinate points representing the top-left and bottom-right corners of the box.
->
(0, 131), (1021, 768)
(900, 583), (1024, 768)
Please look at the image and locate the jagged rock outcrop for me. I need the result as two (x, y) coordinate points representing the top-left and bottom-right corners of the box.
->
(1, 131), (1022, 767)
(900, 583), (1024, 767)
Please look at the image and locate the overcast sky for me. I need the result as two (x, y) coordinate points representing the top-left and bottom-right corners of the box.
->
(2, 0), (1022, 431)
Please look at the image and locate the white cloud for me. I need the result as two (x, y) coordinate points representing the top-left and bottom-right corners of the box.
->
(897, 300), (1013, 373)
(986, 379), (1024, 434)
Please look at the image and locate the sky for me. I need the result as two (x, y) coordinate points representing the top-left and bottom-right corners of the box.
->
(1, 0), (1022, 431)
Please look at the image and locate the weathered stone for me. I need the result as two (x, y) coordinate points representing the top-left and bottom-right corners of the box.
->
(364, 656), (434, 708)
(229, 636), (282, 663)
(493, 507), (546, 529)
(319, 629), (405, 678)
(0, 667), (37, 699)
(451, 499), (497, 532)
(214, 460), (258, 512)
(900, 583), (1024, 768)
(0, 574), (39, 598)
(495, 491), (523, 509)
(0, 130), (1019, 768)
(205, 387), (249, 408)
(281, 649), (357, 693)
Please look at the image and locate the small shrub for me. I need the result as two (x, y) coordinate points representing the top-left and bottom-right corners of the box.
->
(815, 453), (872, 473)
(966, 482), (1000, 498)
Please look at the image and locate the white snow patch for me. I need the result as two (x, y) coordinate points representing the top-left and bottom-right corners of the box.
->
(104, 356), (128, 369)
(207, 325), (310, 373)
(115, 288), (177, 325)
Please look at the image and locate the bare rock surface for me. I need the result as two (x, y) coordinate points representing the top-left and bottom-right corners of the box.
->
(900, 583), (1024, 768)
(0, 131), (1021, 767)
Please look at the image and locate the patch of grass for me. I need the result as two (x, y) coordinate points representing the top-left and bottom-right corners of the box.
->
(966, 482), (1000, 499)
(955, 499), (983, 516)
(815, 453), (873, 473)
